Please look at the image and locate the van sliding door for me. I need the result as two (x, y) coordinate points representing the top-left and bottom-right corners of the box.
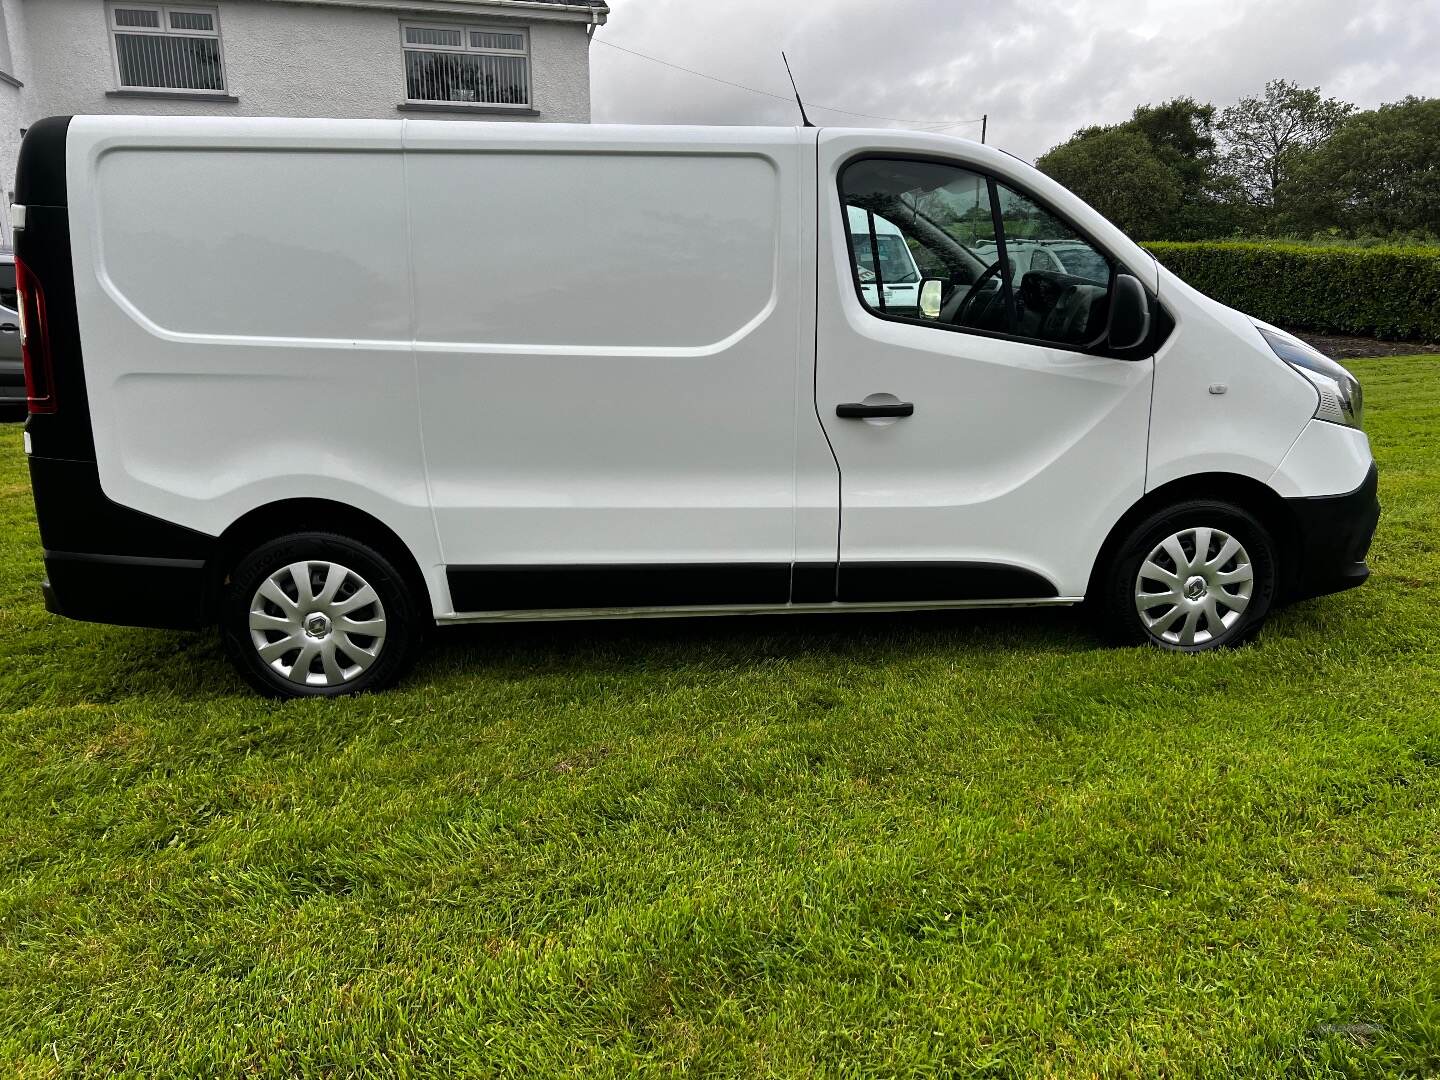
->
(405, 123), (827, 615)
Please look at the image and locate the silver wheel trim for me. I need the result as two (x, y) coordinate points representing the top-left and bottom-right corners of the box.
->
(248, 560), (387, 687)
(1134, 527), (1255, 647)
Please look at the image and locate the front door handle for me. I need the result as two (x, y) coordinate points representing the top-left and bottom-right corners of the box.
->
(836, 401), (914, 419)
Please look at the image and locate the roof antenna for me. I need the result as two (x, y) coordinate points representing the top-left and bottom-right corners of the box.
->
(781, 52), (815, 128)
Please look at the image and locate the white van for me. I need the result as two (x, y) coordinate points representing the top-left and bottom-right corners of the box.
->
(847, 206), (923, 315)
(14, 116), (1377, 698)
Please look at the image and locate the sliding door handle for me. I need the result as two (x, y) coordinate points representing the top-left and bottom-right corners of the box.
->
(836, 401), (914, 419)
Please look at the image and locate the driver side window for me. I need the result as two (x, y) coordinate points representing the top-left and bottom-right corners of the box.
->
(840, 158), (1114, 350)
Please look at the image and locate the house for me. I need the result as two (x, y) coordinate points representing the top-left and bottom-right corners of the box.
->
(0, 0), (610, 237)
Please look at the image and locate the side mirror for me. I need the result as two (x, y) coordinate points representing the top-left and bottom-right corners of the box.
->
(1106, 273), (1152, 353)
(918, 278), (945, 320)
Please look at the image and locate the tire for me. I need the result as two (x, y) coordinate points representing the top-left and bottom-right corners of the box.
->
(1095, 500), (1278, 652)
(221, 531), (423, 698)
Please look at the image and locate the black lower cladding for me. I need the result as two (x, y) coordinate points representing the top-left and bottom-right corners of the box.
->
(447, 563), (793, 612)
(1284, 462), (1380, 602)
(30, 454), (217, 629)
(43, 552), (210, 630)
(448, 560), (1058, 611)
(791, 562), (839, 604)
(838, 561), (1059, 603)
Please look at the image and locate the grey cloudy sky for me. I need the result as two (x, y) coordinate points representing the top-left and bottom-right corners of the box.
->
(590, 0), (1440, 161)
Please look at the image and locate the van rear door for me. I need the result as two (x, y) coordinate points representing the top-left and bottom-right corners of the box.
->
(406, 124), (823, 615)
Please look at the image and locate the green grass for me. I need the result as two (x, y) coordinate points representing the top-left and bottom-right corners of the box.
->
(2, 358), (1439, 1077)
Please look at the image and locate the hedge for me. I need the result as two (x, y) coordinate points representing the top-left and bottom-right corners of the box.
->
(1143, 241), (1440, 341)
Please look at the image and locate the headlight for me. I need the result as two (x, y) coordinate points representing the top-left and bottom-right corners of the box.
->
(1258, 327), (1363, 429)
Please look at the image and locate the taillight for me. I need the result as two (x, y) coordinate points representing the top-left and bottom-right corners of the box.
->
(15, 256), (56, 415)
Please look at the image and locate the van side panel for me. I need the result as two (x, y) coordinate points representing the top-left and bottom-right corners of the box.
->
(94, 149), (408, 341)
(64, 116), (447, 616)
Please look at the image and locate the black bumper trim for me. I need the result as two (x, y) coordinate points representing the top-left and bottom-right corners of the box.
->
(44, 550), (206, 570)
(42, 550), (211, 630)
(1283, 463), (1380, 602)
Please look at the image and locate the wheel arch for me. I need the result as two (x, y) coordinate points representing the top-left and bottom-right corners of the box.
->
(1087, 473), (1301, 602)
(211, 499), (431, 620)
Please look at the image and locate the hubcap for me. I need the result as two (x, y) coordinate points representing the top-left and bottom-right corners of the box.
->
(249, 560), (387, 687)
(1134, 527), (1254, 647)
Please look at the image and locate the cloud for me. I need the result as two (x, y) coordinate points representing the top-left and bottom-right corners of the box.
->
(590, 0), (1440, 160)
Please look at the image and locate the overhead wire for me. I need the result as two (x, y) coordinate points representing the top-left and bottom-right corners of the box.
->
(594, 39), (985, 131)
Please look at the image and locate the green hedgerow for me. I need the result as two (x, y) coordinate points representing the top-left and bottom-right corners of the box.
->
(1144, 241), (1440, 341)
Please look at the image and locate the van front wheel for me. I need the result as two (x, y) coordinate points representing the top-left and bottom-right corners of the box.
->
(1097, 501), (1278, 652)
(221, 532), (422, 698)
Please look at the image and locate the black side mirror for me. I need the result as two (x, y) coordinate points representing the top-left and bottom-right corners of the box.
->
(1106, 273), (1151, 354)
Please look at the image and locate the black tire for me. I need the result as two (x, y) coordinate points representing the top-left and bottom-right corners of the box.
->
(221, 531), (423, 698)
(1095, 500), (1278, 652)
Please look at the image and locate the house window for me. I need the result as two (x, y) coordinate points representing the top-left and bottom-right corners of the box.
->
(402, 22), (530, 107)
(109, 4), (225, 93)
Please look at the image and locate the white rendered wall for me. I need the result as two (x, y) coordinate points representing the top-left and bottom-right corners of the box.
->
(21, 0), (593, 124)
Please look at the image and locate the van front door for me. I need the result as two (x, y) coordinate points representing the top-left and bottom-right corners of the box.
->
(814, 137), (1155, 604)
(404, 126), (822, 615)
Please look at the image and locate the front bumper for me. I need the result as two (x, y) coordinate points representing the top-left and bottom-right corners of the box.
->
(1283, 463), (1379, 602)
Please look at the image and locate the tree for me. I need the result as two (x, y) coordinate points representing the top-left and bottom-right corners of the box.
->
(1130, 97), (1217, 179)
(1127, 97), (1240, 237)
(1288, 96), (1440, 237)
(1038, 98), (1243, 239)
(1036, 127), (1182, 239)
(1217, 79), (1353, 216)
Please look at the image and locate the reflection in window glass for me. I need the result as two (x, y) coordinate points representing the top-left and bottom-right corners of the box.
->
(852, 233), (921, 285)
(842, 159), (1003, 325)
(994, 185), (1110, 285)
(840, 159), (1115, 348)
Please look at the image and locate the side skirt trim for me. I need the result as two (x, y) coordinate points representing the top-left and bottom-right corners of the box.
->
(438, 597), (1082, 626)
(447, 563), (792, 613)
(839, 561), (1058, 603)
(447, 561), (1060, 614)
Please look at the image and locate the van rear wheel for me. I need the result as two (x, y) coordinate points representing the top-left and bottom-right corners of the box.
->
(221, 532), (422, 698)
(1097, 501), (1278, 652)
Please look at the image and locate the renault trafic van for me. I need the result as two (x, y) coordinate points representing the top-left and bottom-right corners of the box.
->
(15, 116), (1378, 698)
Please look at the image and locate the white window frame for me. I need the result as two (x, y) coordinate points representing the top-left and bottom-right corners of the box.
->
(107, 3), (228, 95)
(400, 21), (532, 109)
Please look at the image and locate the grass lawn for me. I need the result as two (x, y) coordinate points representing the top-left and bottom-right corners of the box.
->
(1, 357), (1439, 1077)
